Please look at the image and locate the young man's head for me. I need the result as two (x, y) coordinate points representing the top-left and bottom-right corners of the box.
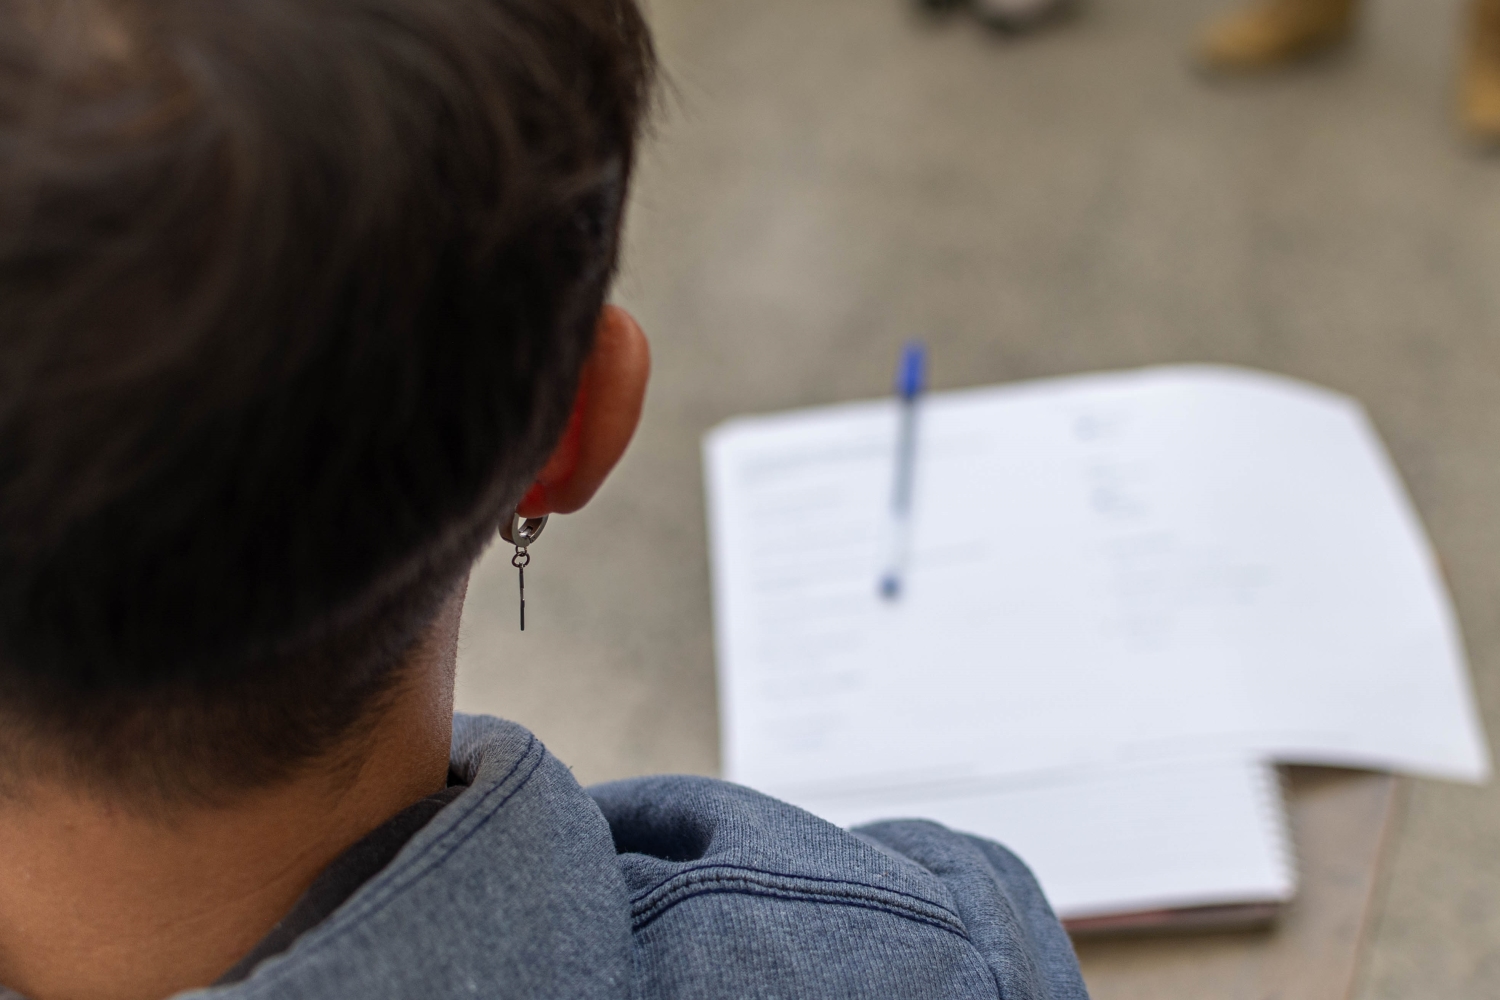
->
(0, 0), (655, 806)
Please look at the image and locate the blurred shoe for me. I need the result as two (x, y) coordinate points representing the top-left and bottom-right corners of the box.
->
(1461, 0), (1500, 142)
(1195, 0), (1360, 72)
(973, 0), (1075, 33)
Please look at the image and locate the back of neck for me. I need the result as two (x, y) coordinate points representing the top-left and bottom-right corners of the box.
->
(0, 644), (458, 1000)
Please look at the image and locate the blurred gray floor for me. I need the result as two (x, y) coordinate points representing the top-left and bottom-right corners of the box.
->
(455, 0), (1500, 994)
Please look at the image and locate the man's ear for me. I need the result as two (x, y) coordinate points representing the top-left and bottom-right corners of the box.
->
(515, 305), (650, 518)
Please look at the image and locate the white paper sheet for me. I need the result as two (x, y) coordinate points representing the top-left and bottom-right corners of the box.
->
(783, 757), (1295, 921)
(705, 365), (1490, 795)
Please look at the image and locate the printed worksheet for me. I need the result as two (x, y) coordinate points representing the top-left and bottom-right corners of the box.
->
(705, 366), (1490, 795)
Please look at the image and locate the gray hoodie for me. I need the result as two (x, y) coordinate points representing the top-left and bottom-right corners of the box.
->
(10, 714), (1090, 999)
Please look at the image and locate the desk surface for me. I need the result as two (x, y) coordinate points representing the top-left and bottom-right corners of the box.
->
(1076, 769), (1401, 1000)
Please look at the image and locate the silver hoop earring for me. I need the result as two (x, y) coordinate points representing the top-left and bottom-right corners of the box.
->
(500, 512), (548, 631)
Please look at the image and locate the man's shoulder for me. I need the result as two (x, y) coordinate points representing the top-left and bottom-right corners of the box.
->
(587, 775), (967, 933)
(588, 775), (1089, 1000)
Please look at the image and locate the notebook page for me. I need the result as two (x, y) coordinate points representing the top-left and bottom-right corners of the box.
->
(783, 757), (1294, 920)
(705, 365), (1488, 794)
(1153, 372), (1487, 775)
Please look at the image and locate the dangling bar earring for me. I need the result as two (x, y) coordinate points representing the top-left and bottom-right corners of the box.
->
(500, 512), (548, 630)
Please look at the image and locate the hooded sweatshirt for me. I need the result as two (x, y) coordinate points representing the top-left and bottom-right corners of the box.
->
(12, 714), (1091, 1000)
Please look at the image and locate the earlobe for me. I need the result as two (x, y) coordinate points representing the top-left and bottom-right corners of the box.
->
(515, 305), (650, 518)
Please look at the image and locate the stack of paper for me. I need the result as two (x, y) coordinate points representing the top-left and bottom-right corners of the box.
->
(704, 365), (1489, 924)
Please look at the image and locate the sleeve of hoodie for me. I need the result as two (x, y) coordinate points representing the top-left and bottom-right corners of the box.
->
(852, 819), (1090, 1000)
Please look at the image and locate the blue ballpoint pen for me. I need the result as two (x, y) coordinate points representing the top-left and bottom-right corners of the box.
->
(879, 341), (926, 600)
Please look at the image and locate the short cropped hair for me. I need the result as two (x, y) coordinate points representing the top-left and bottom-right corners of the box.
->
(0, 0), (654, 803)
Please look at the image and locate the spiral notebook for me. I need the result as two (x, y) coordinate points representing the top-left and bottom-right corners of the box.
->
(785, 757), (1295, 929)
(704, 365), (1488, 924)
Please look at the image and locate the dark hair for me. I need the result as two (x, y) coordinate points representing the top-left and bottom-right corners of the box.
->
(0, 0), (654, 803)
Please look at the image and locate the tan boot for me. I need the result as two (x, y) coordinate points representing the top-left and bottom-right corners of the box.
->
(1195, 0), (1361, 73)
(1461, 0), (1500, 142)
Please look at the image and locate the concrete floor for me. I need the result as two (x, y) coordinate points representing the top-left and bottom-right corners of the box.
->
(455, 0), (1500, 994)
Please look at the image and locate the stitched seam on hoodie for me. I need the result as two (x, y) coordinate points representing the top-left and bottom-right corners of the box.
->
(630, 861), (960, 917)
(237, 734), (545, 992)
(351, 733), (543, 912)
(631, 867), (970, 939)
